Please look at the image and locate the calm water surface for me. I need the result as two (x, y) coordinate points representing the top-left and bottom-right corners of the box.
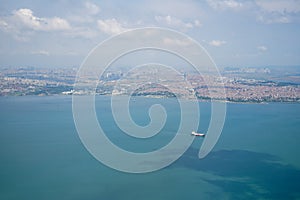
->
(0, 96), (299, 200)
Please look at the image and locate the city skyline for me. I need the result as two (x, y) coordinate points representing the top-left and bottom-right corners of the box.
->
(1, 66), (299, 103)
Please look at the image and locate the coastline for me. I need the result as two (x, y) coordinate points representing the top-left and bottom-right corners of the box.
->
(1, 93), (299, 104)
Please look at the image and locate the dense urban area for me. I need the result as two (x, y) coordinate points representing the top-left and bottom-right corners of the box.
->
(0, 66), (299, 103)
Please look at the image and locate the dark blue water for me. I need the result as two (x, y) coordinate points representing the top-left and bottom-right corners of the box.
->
(0, 96), (299, 200)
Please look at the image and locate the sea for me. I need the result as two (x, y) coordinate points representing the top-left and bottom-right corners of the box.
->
(0, 95), (300, 200)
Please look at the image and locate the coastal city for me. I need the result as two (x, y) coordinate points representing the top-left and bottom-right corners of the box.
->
(0, 66), (299, 103)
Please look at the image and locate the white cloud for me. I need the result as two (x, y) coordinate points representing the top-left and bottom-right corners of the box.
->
(163, 37), (192, 47)
(0, 8), (104, 41)
(0, 8), (72, 41)
(155, 15), (200, 30)
(209, 40), (227, 46)
(194, 20), (202, 27)
(65, 27), (98, 39)
(257, 45), (267, 51)
(255, 0), (300, 24)
(0, 19), (9, 31)
(206, 0), (299, 24)
(0, 8), (71, 41)
(67, 2), (100, 24)
(0, 14), (33, 41)
(137, 0), (203, 20)
(206, 0), (244, 10)
(255, 0), (300, 14)
(84, 2), (100, 15)
(31, 50), (50, 56)
(12, 8), (71, 31)
(257, 14), (291, 24)
(97, 18), (128, 35)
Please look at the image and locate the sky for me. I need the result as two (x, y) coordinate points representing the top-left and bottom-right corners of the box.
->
(0, 0), (300, 68)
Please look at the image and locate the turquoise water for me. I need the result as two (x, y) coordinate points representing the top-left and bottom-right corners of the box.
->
(0, 96), (300, 199)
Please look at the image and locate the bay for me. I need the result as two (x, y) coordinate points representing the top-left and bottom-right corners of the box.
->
(0, 96), (300, 200)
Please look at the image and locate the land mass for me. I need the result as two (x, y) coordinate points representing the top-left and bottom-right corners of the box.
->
(0, 66), (299, 103)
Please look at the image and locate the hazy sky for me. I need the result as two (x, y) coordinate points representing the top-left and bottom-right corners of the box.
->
(0, 0), (300, 68)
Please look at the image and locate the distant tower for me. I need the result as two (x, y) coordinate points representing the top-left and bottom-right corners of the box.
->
(183, 72), (187, 81)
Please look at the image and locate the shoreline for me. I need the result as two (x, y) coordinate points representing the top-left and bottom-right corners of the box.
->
(1, 94), (300, 104)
